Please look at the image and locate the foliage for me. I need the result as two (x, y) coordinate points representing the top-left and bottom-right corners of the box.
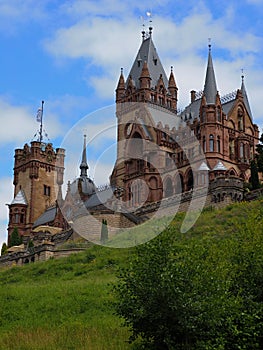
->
(114, 202), (263, 349)
(256, 133), (263, 172)
(250, 159), (260, 190)
(9, 227), (22, 247)
(100, 219), (109, 244)
(1, 242), (8, 256)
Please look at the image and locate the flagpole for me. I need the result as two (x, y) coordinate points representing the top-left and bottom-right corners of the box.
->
(39, 100), (44, 143)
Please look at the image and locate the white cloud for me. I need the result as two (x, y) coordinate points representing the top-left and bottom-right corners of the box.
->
(0, 98), (63, 145)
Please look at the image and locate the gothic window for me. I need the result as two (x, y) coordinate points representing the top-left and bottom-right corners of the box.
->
(203, 136), (206, 152)
(217, 136), (221, 153)
(240, 142), (244, 159)
(15, 213), (19, 224)
(201, 109), (206, 123)
(238, 108), (244, 131)
(209, 134), (214, 152)
(20, 213), (24, 224)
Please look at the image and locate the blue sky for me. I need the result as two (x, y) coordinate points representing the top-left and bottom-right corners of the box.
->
(0, 0), (262, 245)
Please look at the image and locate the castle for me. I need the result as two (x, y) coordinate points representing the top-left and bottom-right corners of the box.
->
(1, 27), (259, 264)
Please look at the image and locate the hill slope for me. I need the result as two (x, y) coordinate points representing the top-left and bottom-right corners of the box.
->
(0, 199), (262, 350)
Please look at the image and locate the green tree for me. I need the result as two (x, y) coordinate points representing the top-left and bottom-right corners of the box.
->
(250, 159), (260, 190)
(1, 242), (8, 256)
(256, 133), (263, 172)
(9, 227), (22, 247)
(114, 214), (263, 349)
(100, 219), (108, 244)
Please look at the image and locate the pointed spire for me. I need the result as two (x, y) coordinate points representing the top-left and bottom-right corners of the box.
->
(203, 43), (218, 105)
(80, 134), (89, 178)
(140, 61), (151, 79)
(116, 68), (125, 90)
(139, 61), (151, 89)
(240, 72), (253, 119)
(168, 66), (177, 89)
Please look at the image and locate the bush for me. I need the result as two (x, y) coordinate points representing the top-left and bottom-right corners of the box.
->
(114, 211), (263, 349)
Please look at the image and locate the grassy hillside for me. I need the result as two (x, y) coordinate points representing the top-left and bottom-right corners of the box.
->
(0, 199), (262, 350)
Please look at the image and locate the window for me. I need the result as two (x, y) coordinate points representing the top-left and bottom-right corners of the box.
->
(203, 136), (206, 152)
(240, 143), (244, 158)
(209, 134), (214, 152)
(217, 136), (221, 153)
(44, 185), (51, 196)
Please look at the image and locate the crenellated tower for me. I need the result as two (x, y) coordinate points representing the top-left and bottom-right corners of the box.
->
(7, 140), (65, 242)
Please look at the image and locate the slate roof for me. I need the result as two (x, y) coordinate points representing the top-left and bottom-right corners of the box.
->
(85, 186), (115, 209)
(127, 35), (168, 89)
(203, 47), (218, 105)
(11, 189), (28, 205)
(33, 206), (57, 228)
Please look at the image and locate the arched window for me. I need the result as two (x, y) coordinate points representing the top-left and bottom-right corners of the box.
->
(186, 169), (194, 191)
(203, 136), (206, 152)
(209, 134), (214, 152)
(240, 142), (244, 158)
(164, 178), (173, 198)
(217, 136), (221, 153)
(238, 108), (244, 131)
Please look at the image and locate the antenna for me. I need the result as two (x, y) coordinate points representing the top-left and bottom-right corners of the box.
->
(39, 100), (44, 143)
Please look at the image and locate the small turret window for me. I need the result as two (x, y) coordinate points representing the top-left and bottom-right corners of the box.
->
(209, 134), (214, 152)
(217, 136), (221, 153)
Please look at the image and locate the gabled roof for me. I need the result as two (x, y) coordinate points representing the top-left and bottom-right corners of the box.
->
(11, 189), (27, 205)
(127, 34), (168, 89)
(203, 45), (218, 105)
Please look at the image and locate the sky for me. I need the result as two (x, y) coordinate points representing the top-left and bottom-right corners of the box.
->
(0, 0), (262, 246)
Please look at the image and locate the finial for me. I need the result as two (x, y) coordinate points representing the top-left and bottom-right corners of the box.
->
(146, 11), (153, 37)
(171, 66), (173, 73)
(241, 68), (244, 82)
(121, 67), (123, 74)
(208, 38), (211, 51)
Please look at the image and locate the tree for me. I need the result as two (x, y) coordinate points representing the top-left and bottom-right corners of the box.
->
(9, 227), (22, 247)
(250, 159), (260, 190)
(256, 133), (263, 172)
(100, 219), (108, 244)
(114, 216), (263, 349)
(1, 242), (8, 256)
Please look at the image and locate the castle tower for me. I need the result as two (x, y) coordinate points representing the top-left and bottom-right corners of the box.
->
(112, 27), (179, 204)
(7, 140), (65, 242)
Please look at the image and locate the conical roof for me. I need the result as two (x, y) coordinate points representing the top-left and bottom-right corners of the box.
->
(203, 45), (218, 105)
(241, 75), (253, 119)
(127, 32), (168, 89)
(11, 189), (27, 205)
(213, 161), (227, 171)
(198, 162), (210, 171)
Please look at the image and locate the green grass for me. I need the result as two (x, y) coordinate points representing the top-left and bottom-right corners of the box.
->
(0, 199), (262, 349)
